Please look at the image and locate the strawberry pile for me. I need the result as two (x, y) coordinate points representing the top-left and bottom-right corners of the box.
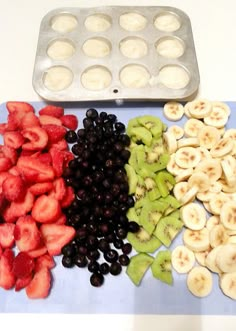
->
(0, 102), (78, 298)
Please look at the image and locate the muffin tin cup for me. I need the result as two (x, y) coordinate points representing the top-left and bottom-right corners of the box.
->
(33, 6), (200, 102)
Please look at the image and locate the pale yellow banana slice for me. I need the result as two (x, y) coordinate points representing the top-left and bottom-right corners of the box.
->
(195, 159), (222, 183)
(177, 137), (200, 149)
(163, 132), (177, 154)
(221, 155), (236, 187)
(163, 101), (184, 121)
(197, 125), (221, 150)
(220, 201), (236, 230)
(183, 228), (210, 252)
(205, 245), (223, 273)
(184, 118), (205, 138)
(220, 272), (236, 300)
(173, 181), (189, 201)
(227, 236), (236, 244)
(209, 181), (222, 193)
(171, 245), (195, 273)
(175, 147), (201, 169)
(204, 107), (228, 128)
(210, 137), (234, 158)
(187, 266), (213, 297)
(180, 202), (207, 230)
(203, 201), (213, 214)
(188, 171), (211, 193)
(188, 99), (212, 119)
(166, 154), (184, 176)
(175, 168), (193, 183)
(212, 101), (231, 117)
(167, 125), (184, 140)
(180, 186), (198, 205)
(218, 178), (236, 193)
(217, 126), (225, 137)
(197, 146), (212, 161)
(206, 216), (220, 231)
(209, 224), (229, 248)
(209, 192), (230, 215)
(184, 101), (193, 118)
(195, 248), (211, 267)
(224, 128), (236, 140)
(216, 244), (236, 273)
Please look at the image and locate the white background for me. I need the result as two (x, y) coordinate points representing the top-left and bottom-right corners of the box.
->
(1, 0), (236, 330)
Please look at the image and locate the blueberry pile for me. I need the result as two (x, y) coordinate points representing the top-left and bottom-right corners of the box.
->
(62, 108), (140, 287)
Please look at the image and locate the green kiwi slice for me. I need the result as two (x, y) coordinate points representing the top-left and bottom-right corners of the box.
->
(137, 115), (163, 138)
(126, 253), (154, 286)
(155, 170), (176, 197)
(130, 127), (153, 146)
(127, 207), (140, 224)
(148, 187), (161, 201)
(127, 227), (162, 253)
(160, 195), (181, 216)
(153, 216), (183, 247)
(139, 201), (163, 235)
(151, 250), (173, 285)
(125, 164), (138, 194)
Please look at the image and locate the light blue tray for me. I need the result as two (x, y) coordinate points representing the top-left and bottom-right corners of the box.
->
(0, 101), (235, 314)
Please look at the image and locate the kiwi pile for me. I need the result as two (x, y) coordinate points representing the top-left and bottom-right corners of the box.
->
(125, 115), (183, 285)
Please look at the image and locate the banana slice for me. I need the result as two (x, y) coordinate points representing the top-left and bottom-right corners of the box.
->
(175, 147), (201, 169)
(203, 202), (213, 214)
(209, 192), (230, 215)
(205, 245), (223, 273)
(177, 137), (200, 149)
(173, 181), (189, 201)
(180, 202), (207, 230)
(227, 236), (236, 244)
(184, 118), (205, 138)
(210, 137), (234, 158)
(218, 178), (236, 193)
(195, 159), (222, 183)
(183, 228), (210, 252)
(216, 244), (236, 273)
(221, 155), (236, 187)
(168, 125), (184, 140)
(220, 272), (236, 300)
(175, 168), (193, 183)
(209, 181), (222, 193)
(166, 154), (184, 176)
(187, 266), (213, 297)
(163, 132), (178, 154)
(171, 245), (195, 273)
(204, 107), (228, 128)
(184, 101), (193, 118)
(188, 171), (211, 193)
(209, 224), (229, 248)
(206, 216), (220, 231)
(163, 101), (184, 121)
(195, 248), (211, 267)
(212, 101), (231, 117)
(220, 201), (236, 230)
(188, 99), (212, 119)
(198, 125), (221, 150)
(224, 128), (236, 140)
(197, 146), (212, 161)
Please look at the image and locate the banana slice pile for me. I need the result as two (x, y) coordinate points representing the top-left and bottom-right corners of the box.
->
(163, 99), (236, 300)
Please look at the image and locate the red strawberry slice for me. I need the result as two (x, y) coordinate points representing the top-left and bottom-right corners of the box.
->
(15, 274), (32, 292)
(17, 156), (55, 183)
(49, 178), (66, 201)
(32, 195), (61, 223)
(49, 139), (68, 151)
(4, 131), (24, 149)
(39, 115), (62, 126)
(0, 123), (7, 134)
(22, 126), (48, 151)
(6, 113), (21, 131)
(6, 101), (34, 114)
(2, 174), (26, 201)
(27, 245), (47, 258)
(0, 193), (7, 212)
(26, 267), (51, 299)
(39, 105), (64, 118)
(49, 147), (64, 177)
(1, 146), (18, 165)
(14, 215), (41, 252)
(8, 166), (21, 176)
(38, 152), (52, 166)
(0, 223), (15, 248)
(0, 248), (15, 290)
(54, 214), (66, 225)
(40, 224), (75, 256)
(0, 157), (13, 172)
(20, 112), (40, 129)
(12, 252), (35, 279)
(42, 124), (67, 144)
(35, 254), (55, 272)
(60, 114), (78, 130)
(0, 171), (12, 188)
(0, 245), (2, 257)
(62, 150), (74, 168)
(61, 186), (75, 208)
(29, 182), (53, 196)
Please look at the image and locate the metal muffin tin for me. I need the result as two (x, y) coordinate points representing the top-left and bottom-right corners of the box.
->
(32, 6), (200, 102)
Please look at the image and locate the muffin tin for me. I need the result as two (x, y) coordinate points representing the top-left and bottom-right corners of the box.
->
(32, 6), (200, 101)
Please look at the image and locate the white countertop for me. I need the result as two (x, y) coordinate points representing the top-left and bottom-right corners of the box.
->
(1, 0), (236, 330)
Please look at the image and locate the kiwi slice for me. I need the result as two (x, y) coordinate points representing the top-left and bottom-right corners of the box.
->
(127, 227), (162, 253)
(130, 127), (152, 146)
(126, 117), (141, 136)
(125, 164), (138, 194)
(137, 149), (169, 173)
(126, 253), (154, 286)
(148, 187), (161, 201)
(137, 115), (163, 138)
(140, 201), (162, 235)
(153, 216), (183, 247)
(135, 176), (147, 201)
(168, 209), (181, 219)
(155, 170), (176, 197)
(134, 196), (149, 209)
(128, 145), (144, 169)
(151, 250), (173, 285)
(127, 207), (140, 224)
(160, 195), (181, 216)
(151, 138), (165, 155)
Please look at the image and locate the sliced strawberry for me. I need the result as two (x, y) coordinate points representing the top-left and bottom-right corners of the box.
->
(0, 193), (8, 212)
(0, 248), (15, 290)
(3, 190), (34, 223)
(12, 252), (35, 279)
(6, 101), (34, 114)
(15, 274), (32, 291)
(35, 254), (55, 272)
(49, 139), (68, 151)
(1, 145), (18, 165)
(0, 171), (12, 188)
(40, 224), (75, 256)
(22, 126), (48, 151)
(0, 223), (15, 248)
(61, 186), (75, 208)
(26, 267), (51, 299)
(39, 105), (64, 118)
(60, 114), (78, 130)
(17, 156), (55, 183)
(54, 214), (66, 225)
(42, 124), (67, 144)
(14, 215), (41, 251)
(4, 131), (24, 149)
(0, 157), (12, 172)
(20, 112), (40, 129)
(29, 182), (53, 196)
(8, 166), (21, 176)
(2, 174), (26, 201)
(27, 244), (47, 258)
(39, 115), (62, 126)
(0, 245), (2, 257)
(32, 195), (61, 224)
(0, 123), (7, 135)
(6, 113), (21, 131)
(49, 178), (66, 201)
(62, 150), (74, 168)
(38, 152), (52, 166)
(49, 147), (64, 177)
